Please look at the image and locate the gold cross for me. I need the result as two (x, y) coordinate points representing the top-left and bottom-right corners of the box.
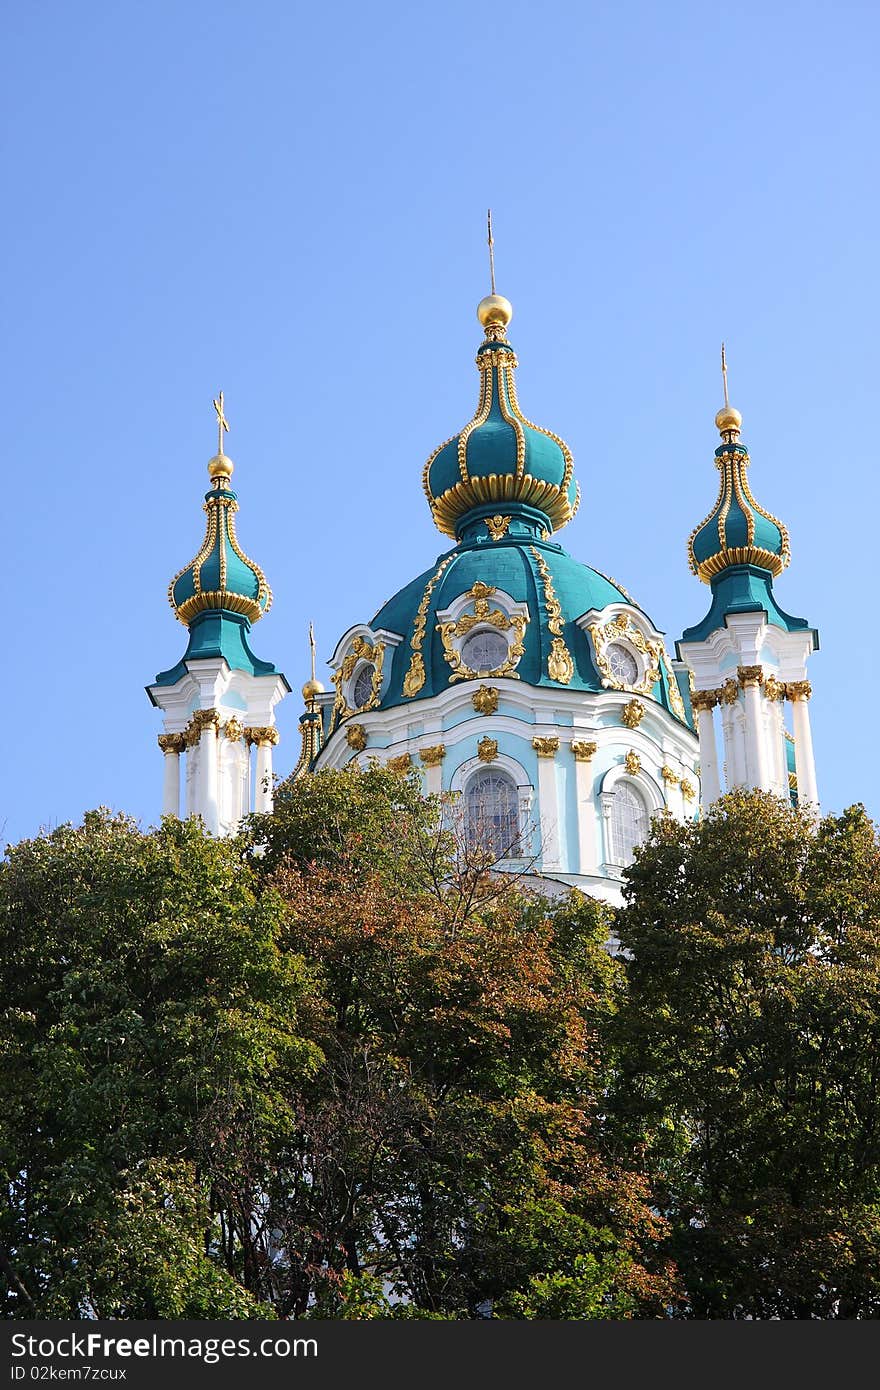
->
(212, 390), (229, 454)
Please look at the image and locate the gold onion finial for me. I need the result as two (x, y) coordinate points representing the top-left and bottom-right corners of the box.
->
(302, 620), (325, 703)
(715, 343), (742, 436)
(208, 389), (234, 482)
(477, 208), (513, 334)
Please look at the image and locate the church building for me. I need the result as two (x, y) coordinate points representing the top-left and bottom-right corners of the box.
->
(148, 273), (819, 905)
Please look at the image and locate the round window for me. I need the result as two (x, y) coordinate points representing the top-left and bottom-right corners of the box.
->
(352, 663), (376, 708)
(461, 628), (509, 672)
(607, 642), (639, 686)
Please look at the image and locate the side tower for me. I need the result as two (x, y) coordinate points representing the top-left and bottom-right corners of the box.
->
(147, 396), (290, 831)
(676, 362), (819, 809)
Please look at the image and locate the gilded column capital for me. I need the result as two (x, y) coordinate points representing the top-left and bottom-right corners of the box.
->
(532, 736), (560, 759)
(570, 739), (598, 762)
(192, 708), (221, 731)
(245, 725), (280, 747)
(477, 736), (499, 762)
(419, 744), (446, 768)
(785, 679), (813, 702)
(386, 752), (412, 774)
(346, 723), (367, 751)
(624, 750), (641, 776)
(158, 732), (186, 755)
(737, 664), (764, 688)
(472, 684), (499, 715)
(223, 716), (244, 742)
(691, 688), (719, 713)
(184, 720), (202, 748)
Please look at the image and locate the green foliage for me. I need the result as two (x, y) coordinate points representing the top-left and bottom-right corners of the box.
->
(0, 811), (317, 1318)
(613, 789), (880, 1318)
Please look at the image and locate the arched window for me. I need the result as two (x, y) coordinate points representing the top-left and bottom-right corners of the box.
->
(610, 782), (649, 866)
(352, 663), (375, 709)
(466, 770), (520, 859)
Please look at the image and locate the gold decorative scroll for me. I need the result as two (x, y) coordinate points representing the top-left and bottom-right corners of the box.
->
(402, 557), (453, 698)
(438, 582), (528, 682)
(588, 613), (660, 696)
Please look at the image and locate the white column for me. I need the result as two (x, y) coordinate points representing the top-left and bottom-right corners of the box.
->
(249, 726), (279, 814)
(185, 726), (199, 817)
(788, 683), (819, 809)
(418, 745), (445, 796)
(739, 667), (772, 792)
(533, 738), (561, 869)
(571, 740), (598, 876)
(158, 735), (183, 817)
(719, 684), (746, 787)
(198, 714), (220, 834)
(693, 695), (722, 806)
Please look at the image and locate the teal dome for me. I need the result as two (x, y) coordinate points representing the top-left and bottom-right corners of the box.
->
(365, 534), (689, 723)
(423, 315), (580, 541)
(168, 462), (272, 626)
(688, 412), (790, 583)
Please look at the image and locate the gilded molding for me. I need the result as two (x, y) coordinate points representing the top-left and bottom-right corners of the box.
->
(386, 753), (412, 774)
(588, 612), (661, 696)
(438, 582), (528, 682)
(223, 717), (244, 743)
(624, 750), (641, 776)
(532, 736), (560, 759)
(158, 732), (186, 755)
(680, 778), (696, 801)
(346, 724), (367, 752)
(570, 739), (598, 762)
(332, 635), (386, 721)
(785, 680), (812, 702)
(402, 557), (453, 698)
(621, 698), (645, 729)
(477, 736), (499, 762)
(530, 546), (574, 685)
(719, 678), (740, 706)
(419, 744), (446, 768)
(245, 725), (280, 747)
(737, 664), (764, 688)
(763, 675), (786, 702)
(486, 515), (511, 541)
(472, 684), (499, 715)
(658, 646), (688, 721)
(660, 765), (680, 785)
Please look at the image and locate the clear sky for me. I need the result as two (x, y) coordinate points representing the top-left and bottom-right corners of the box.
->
(2, 0), (877, 847)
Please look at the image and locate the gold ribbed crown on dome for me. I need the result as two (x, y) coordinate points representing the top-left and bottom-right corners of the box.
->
(422, 217), (580, 541)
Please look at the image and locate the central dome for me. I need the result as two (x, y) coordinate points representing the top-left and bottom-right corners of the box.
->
(422, 302), (580, 541)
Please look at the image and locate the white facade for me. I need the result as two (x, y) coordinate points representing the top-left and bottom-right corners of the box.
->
(679, 610), (818, 811)
(149, 658), (288, 833)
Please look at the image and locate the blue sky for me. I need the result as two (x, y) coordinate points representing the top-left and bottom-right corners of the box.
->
(2, 0), (877, 846)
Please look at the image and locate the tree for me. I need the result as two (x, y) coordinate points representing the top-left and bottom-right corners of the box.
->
(0, 811), (319, 1318)
(251, 766), (677, 1318)
(613, 789), (880, 1318)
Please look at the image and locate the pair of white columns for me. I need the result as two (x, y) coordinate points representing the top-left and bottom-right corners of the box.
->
(692, 672), (818, 809)
(158, 718), (279, 829)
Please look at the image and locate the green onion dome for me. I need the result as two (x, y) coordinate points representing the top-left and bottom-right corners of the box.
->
(688, 404), (790, 583)
(168, 453), (272, 626)
(422, 295), (580, 541)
